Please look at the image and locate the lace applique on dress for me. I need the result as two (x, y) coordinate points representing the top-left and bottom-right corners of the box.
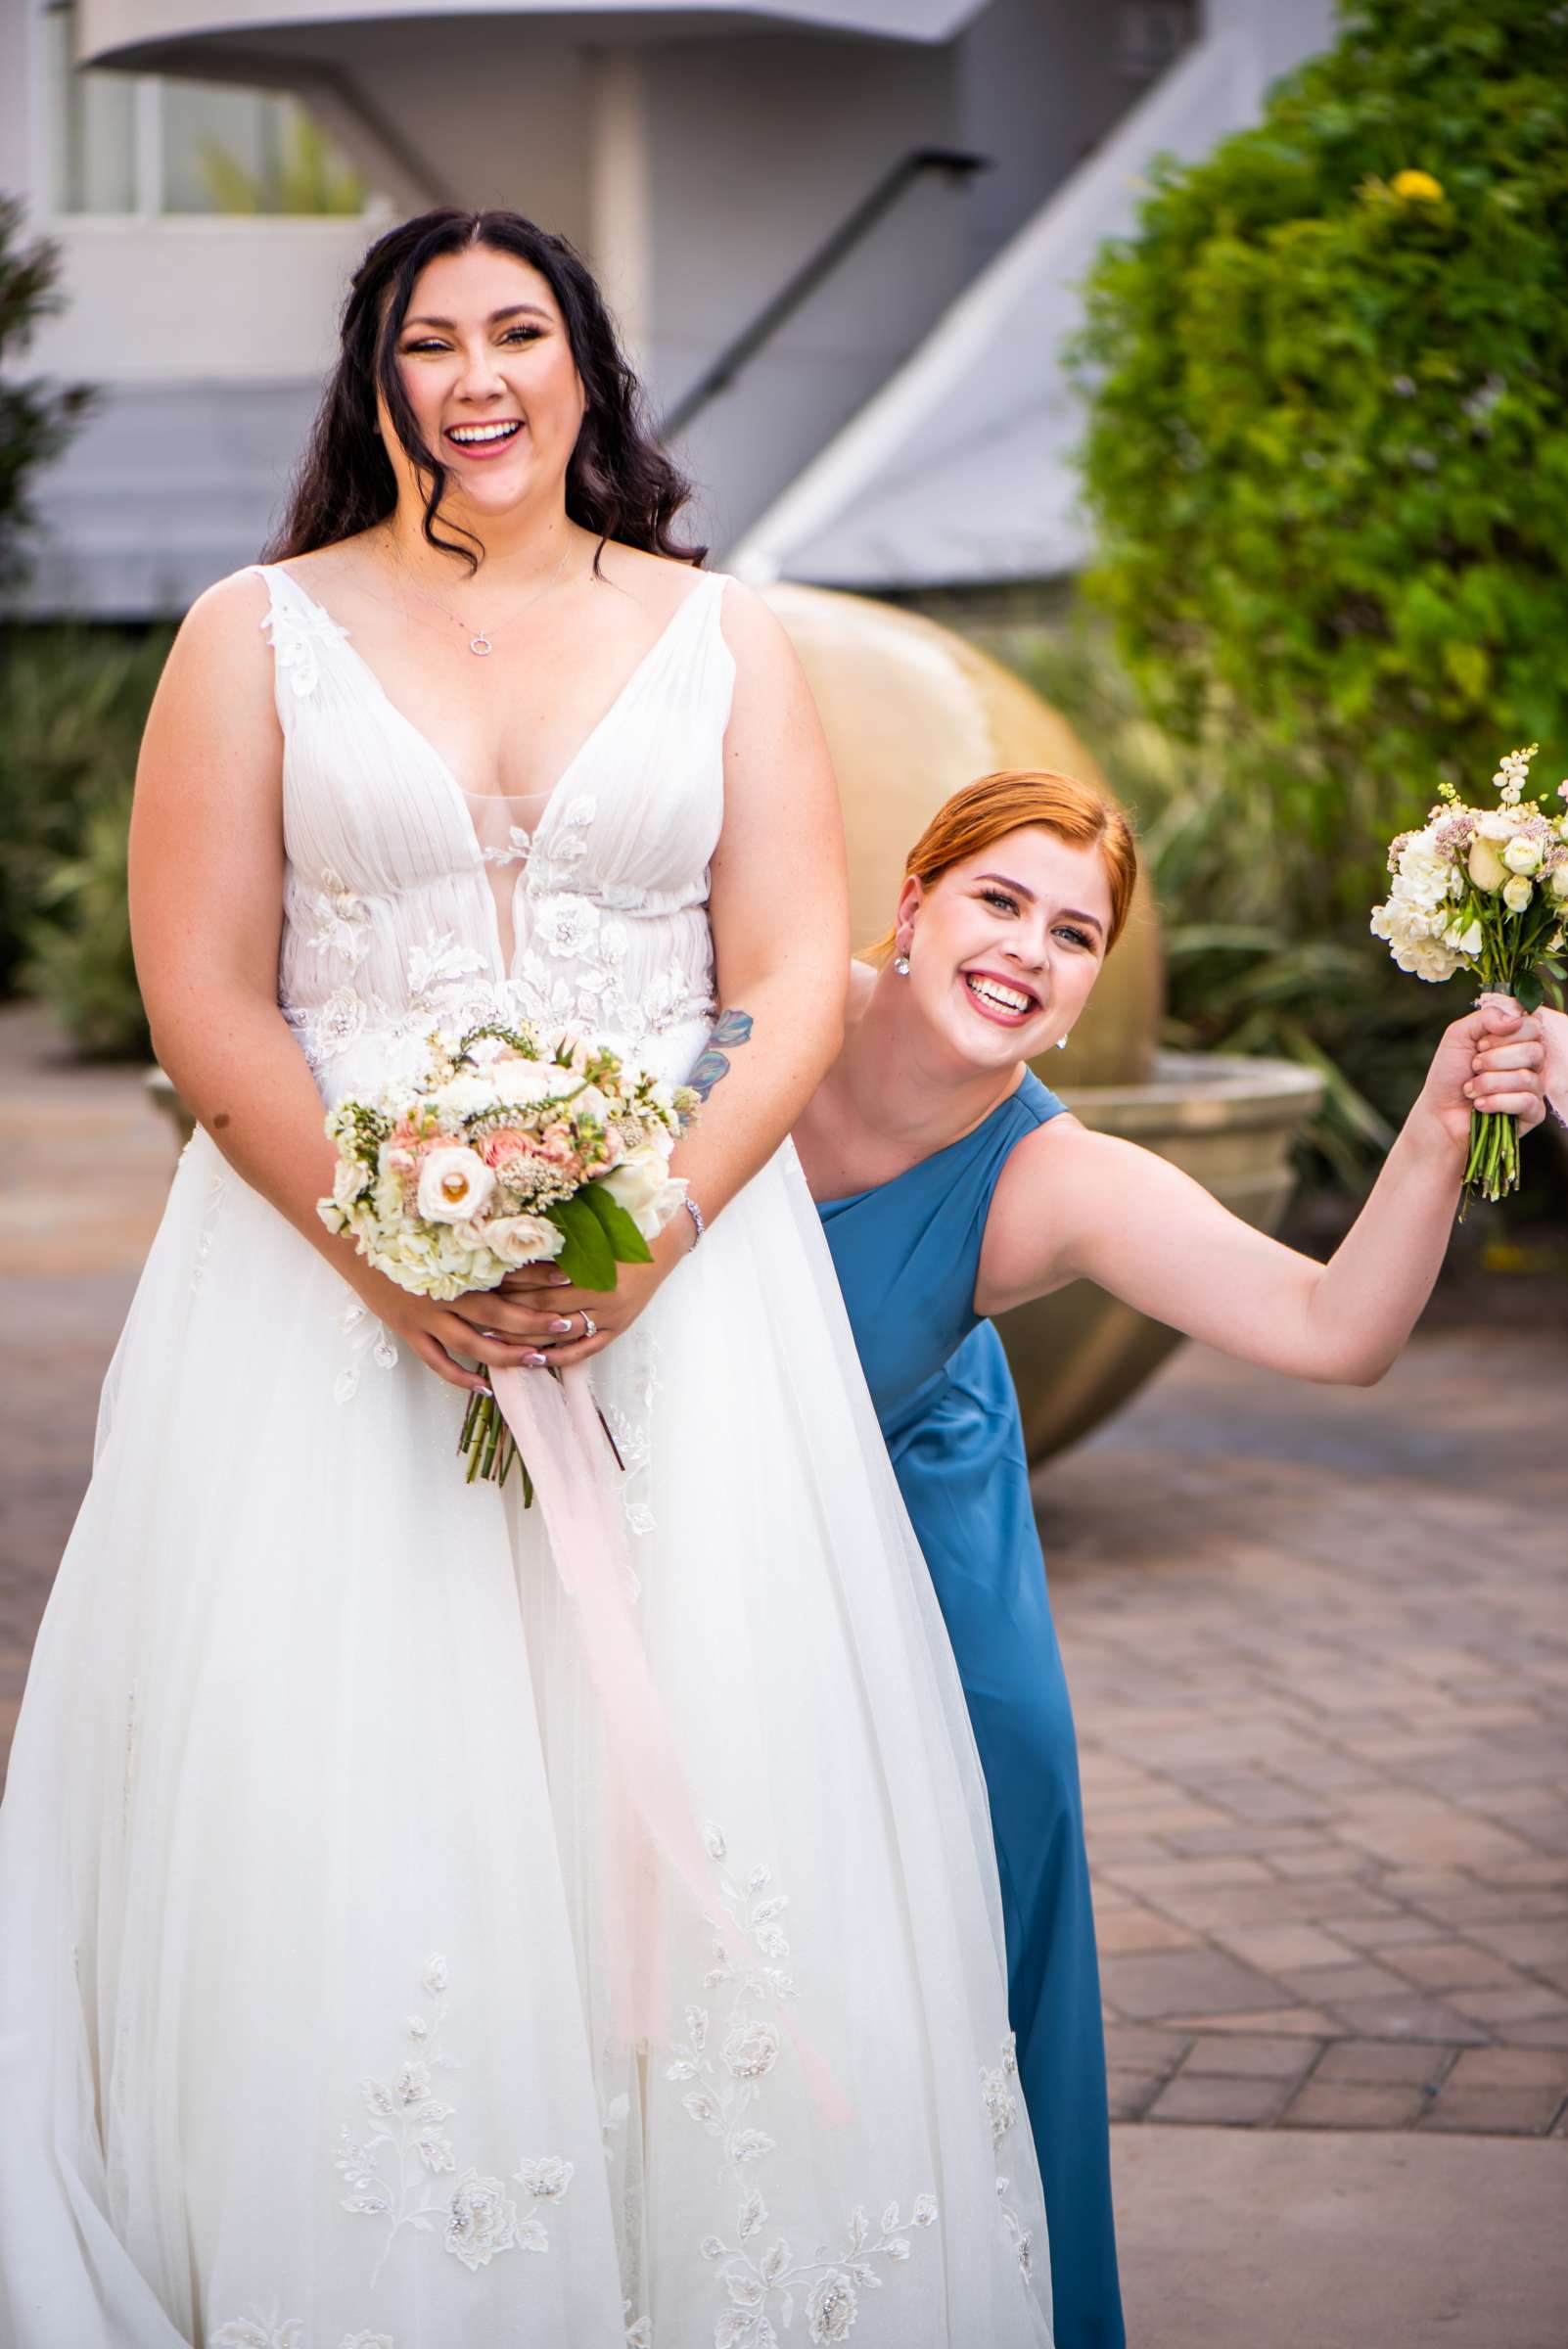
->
(671, 1826), (940, 2348)
(299, 871), (372, 972)
(335, 1299), (398, 1405)
(334, 1957), (574, 2287)
(603, 1324), (662, 1544)
(191, 1167), (227, 1293)
(260, 587), (350, 701)
(985, 2034), (1037, 2286)
(528, 793), (597, 891)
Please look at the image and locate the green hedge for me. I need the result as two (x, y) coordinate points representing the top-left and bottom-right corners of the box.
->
(0, 626), (168, 1057)
(1074, 0), (1568, 929)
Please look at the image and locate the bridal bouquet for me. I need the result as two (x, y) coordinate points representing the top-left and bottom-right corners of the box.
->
(319, 1021), (695, 1484)
(1371, 745), (1568, 1206)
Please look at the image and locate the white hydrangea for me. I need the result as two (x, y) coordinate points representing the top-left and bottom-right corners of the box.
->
(1370, 823), (1467, 982)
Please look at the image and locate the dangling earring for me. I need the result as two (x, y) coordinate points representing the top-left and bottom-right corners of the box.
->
(1055, 1034), (1069, 1050)
(893, 953), (910, 977)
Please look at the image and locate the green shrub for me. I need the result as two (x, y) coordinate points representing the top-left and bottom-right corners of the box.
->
(0, 625), (168, 1050)
(0, 195), (93, 584)
(1074, 0), (1568, 928)
(23, 770), (147, 1059)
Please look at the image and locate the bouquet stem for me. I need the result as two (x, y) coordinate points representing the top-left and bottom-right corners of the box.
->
(1460, 1106), (1521, 1216)
(457, 1376), (524, 1492)
(455, 1367), (622, 1497)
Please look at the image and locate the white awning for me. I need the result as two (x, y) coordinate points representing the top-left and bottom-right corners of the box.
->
(79, 0), (987, 72)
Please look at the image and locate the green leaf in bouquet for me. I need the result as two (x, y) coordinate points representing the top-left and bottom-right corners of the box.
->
(546, 1193), (618, 1289)
(1514, 969), (1545, 1013)
(580, 1177), (654, 1265)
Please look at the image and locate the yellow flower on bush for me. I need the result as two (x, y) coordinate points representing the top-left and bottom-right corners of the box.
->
(1392, 168), (1444, 204)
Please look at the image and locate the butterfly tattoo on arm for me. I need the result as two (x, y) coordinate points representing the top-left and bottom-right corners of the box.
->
(687, 1008), (753, 1103)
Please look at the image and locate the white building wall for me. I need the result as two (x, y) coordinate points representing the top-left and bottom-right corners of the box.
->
(639, 24), (965, 553)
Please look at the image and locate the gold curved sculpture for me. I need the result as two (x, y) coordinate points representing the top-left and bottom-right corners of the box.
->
(762, 583), (1163, 1088)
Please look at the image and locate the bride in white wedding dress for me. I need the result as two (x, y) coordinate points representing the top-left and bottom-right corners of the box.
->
(0, 212), (1051, 2349)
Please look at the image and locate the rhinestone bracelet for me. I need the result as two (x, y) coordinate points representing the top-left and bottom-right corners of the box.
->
(682, 1194), (706, 1248)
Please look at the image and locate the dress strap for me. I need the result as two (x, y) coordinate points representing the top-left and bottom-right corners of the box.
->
(249, 563), (353, 713)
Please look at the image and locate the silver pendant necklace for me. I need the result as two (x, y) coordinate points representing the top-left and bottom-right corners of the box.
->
(389, 540), (573, 656)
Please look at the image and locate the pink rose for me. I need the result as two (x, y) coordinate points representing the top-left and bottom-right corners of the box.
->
(479, 1128), (531, 1168)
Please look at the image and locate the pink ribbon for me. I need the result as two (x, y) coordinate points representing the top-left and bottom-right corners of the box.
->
(489, 1364), (714, 2040)
(489, 1362), (853, 2122)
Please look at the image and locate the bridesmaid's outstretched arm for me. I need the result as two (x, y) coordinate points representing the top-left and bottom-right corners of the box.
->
(975, 998), (1547, 1387)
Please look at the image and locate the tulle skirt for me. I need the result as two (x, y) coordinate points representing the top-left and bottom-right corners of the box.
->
(0, 1086), (1051, 2346)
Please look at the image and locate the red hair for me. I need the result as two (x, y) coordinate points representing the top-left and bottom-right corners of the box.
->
(871, 768), (1138, 958)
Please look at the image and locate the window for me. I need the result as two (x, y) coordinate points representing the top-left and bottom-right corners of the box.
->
(44, 1), (374, 217)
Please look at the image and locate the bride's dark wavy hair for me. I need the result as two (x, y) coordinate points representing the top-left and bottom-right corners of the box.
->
(265, 207), (704, 574)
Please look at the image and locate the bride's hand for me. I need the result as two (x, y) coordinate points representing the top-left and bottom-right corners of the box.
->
(1413, 993), (1546, 1151)
(444, 1218), (697, 1370)
(345, 1264), (569, 1396)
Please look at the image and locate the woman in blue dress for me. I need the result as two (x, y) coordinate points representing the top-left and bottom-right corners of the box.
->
(791, 767), (1549, 2349)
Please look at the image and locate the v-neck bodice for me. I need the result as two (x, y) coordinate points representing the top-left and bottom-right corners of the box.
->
(818, 1071), (1066, 1439)
(253, 562), (735, 1102)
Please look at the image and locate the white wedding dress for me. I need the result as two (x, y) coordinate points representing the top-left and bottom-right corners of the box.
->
(0, 565), (1052, 2349)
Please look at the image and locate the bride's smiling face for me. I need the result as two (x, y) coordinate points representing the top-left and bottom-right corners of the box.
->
(382, 244), (586, 524)
(896, 824), (1114, 1067)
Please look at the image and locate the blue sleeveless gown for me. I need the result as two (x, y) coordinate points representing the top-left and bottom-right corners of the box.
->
(818, 1072), (1124, 2349)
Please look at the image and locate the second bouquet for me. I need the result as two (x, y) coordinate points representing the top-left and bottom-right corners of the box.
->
(319, 1020), (696, 1486)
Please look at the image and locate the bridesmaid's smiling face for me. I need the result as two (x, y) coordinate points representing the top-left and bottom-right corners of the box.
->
(382, 244), (587, 527)
(896, 824), (1113, 1068)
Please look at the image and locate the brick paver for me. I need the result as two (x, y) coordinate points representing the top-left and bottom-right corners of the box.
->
(2, 1005), (1566, 2140)
(1043, 1304), (1568, 2139)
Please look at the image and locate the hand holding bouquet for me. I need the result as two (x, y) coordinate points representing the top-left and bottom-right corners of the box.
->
(1371, 747), (1567, 1207)
(319, 1022), (696, 1483)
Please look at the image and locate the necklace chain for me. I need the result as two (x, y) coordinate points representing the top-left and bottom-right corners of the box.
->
(372, 535), (575, 657)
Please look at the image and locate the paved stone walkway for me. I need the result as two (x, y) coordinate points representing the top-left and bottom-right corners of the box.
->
(3, 1007), (1567, 2170)
(1045, 1344), (1568, 2142)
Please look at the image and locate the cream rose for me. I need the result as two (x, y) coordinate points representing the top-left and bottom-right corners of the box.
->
(1503, 835), (1543, 876)
(1501, 873), (1534, 913)
(416, 1146), (495, 1224)
(332, 1153), (368, 1210)
(492, 1058), (572, 1109)
(1549, 861), (1568, 901)
(1467, 835), (1508, 893)
(597, 1147), (687, 1241)
(474, 1214), (565, 1268)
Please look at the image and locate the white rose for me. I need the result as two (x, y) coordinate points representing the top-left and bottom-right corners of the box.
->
(597, 1148), (688, 1240)
(1467, 835), (1508, 893)
(1502, 834), (1543, 875)
(1475, 810), (1516, 841)
(332, 1154), (367, 1210)
(431, 1073), (499, 1119)
(1549, 860), (1568, 900)
(417, 1146), (495, 1224)
(1455, 919), (1484, 956)
(492, 1059), (568, 1108)
(1501, 873), (1534, 913)
(473, 1214), (565, 1267)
